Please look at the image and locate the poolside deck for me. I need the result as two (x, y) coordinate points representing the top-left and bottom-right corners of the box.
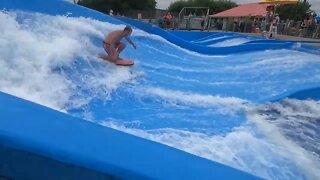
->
(245, 33), (320, 47)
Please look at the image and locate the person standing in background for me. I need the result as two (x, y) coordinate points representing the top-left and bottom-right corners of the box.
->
(201, 17), (205, 31)
(222, 18), (227, 31)
(164, 12), (173, 29)
(186, 13), (192, 31)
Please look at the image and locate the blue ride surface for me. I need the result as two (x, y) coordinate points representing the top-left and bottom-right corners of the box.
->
(0, 0), (320, 179)
(0, 91), (257, 179)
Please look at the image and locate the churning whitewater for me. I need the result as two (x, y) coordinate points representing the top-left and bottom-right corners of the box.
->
(1, 10), (320, 180)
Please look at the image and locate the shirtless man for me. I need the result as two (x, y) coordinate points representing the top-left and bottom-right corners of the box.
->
(102, 26), (136, 62)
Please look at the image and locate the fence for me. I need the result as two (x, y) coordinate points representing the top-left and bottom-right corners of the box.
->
(208, 18), (320, 39)
(123, 9), (166, 19)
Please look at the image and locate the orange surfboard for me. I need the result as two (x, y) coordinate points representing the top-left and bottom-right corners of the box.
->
(99, 55), (134, 66)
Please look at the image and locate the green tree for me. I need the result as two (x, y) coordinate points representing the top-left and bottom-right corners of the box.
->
(276, 1), (316, 21)
(78, 0), (156, 14)
(168, 0), (237, 14)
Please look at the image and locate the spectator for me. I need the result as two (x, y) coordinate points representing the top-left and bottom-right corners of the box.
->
(260, 18), (266, 32)
(313, 23), (320, 38)
(284, 19), (291, 35)
(247, 17), (253, 33)
(307, 16), (316, 38)
(277, 20), (285, 34)
(222, 18), (227, 31)
(109, 9), (113, 16)
(137, 13), (142, 20)
(164, 12), (173, 29)
(157, 16), (164, 29)
(239, 18), (245, 32)
(265, 11), (273, 32)
(269, 14), (279, 37)
(201, 17), (205, 31)
(272, 14), (280, 26)
(299, 19), (308, 37)
(252, 18), (258, 33)
(172, 16), (178, 30)
(233, 18), (239, 32)
(186, 13), (192, 31)
(288, 20), (296, 35)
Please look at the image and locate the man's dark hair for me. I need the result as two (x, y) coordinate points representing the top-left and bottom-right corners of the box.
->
(124, 26), (132, 32)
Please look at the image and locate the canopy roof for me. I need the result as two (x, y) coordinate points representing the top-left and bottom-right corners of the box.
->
(259, 0), (298, 5)
(211, 3), (268, 18)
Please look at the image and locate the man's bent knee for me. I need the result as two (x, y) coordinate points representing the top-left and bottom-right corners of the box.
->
(118, 43), (126, 49)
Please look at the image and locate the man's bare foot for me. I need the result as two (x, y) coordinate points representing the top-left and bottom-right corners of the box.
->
(98, 54), (108, 60)
(99, 55), (122, 63)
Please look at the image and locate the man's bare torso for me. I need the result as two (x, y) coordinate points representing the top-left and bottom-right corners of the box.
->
(104, 30), (124, 46)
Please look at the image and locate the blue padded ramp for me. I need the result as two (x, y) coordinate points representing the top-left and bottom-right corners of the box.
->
(0, 92), (259, 180)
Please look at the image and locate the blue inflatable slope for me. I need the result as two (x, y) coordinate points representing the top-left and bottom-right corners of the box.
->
(0, 91), (258, 179)
(0, 0), (123, 25)
(267, 86), (320, 102)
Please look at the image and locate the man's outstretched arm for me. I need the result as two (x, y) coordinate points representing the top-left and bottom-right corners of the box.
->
(125, 37), (136, 49)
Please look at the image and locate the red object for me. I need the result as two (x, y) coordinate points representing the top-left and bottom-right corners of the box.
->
(266, 5), (274, 12)
(114, 59), (134, 66)
(99, 55), (135, 66)
(211, 3), (268, 17)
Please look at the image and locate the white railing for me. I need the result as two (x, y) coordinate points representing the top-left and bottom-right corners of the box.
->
(177, 7), (210, 30)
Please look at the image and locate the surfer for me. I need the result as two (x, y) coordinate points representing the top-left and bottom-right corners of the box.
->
(102, 26), (137, 62)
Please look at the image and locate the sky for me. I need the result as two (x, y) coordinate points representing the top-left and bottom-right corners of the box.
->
(156, 0), (320, 14)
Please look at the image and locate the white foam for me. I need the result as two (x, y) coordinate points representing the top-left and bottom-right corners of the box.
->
(138, 87), (249, 115)
(101, 121), (305, 180)
(194, 35), (229, 43)
(134, 30), (227, 58)
(266, 99), (320, 118)
(208, 38), (251, 47)
(225, 49), (320, 72)
(246, 99), (320, 180)
(0, 11), (138, 111)
(99, 98), (320, 180)
(144, 43), (184, 60)
(141, 60), (219, 74)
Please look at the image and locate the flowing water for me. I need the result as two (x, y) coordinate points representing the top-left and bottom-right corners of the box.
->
(1, 11), (320, 180)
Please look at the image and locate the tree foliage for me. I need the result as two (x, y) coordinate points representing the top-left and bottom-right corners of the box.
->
(78, 0), (156, 14)
(168, 0), (237, 14)
(276, 1), (316, 21)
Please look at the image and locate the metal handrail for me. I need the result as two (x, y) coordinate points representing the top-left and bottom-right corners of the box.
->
(178, 7), (210, 30)
(178, 7), (209, 21)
